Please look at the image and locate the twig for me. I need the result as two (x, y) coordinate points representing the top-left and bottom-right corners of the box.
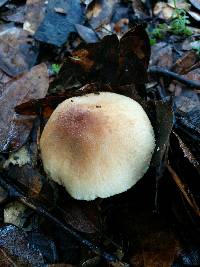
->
(166, 164), (200, 217)
(0, 177), (119, 263)
(148, 66), (200, 89)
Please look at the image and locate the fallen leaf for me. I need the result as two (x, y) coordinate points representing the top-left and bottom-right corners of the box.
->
(150, 42), (173, 69)
(0, 63), (49, 152)
(62, 201), (98, 234)
(119, 23), (150, 84)
(189, 0), (200, 11)
(23, 0), (46, 34)
(7, 164), (44, 197)
(188, 10), (200, 21)
(86, 0), (117, 30)
(0, 24), (38, 77)
(1, 4), (26, 24)
(75, 24), (99, 43)
(34, 0), (84, 46)
(28, 232), (58, 263)
(0, 0), (8, 8)
(15, 84), (107, 118)
(111, 208), (180, 267)
(173, 131), (200, 175)
(0, 224), (45, 266)
(167, 164), (200, 217)
(174, 89), (200, 137)
(152, 101), (174, 174)
(153, 2), (174, 20)
(172, 51), (198, 74)
(52, 25), (150, 89)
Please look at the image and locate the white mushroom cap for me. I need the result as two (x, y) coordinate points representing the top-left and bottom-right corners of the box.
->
(40, 92), (155, 200)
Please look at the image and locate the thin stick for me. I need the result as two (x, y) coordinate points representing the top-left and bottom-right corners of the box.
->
(148, 66), (200, 89)
(167, 164), (200, 217)
(0, 177), (119, 263)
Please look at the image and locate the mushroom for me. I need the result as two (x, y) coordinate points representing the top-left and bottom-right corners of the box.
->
(40, 92), (155, 200)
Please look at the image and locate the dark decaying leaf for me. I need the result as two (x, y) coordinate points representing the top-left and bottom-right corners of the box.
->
(62, 201), (98, 234)
(7, 164), (56, 205)
(152, 101), (174, 177)
(86, 0), (117, 30)
(0, 224), (45, 266)
(15, 82), (142, 120)
(174, 89), (200, 139)
(28, 232), (58, 263)
(7, 164), (43, 197)
(172, 51), (198, 74)
(120, 23), (150, 69)
(108, 206), (181, 267)
(0, 24), (38, 77)
(34, 0), (84, 46)
(173, 131), (200, 175)
(0, 63), (49, 152)
(0, 186), (8, 205)
(167, 164), (200, 217)
(15, 83), (104, 117)
(52, 24), (150, 89)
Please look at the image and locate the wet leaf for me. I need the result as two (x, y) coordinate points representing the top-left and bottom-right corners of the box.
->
(173, 131), (200, 174)
(86, 0), (117, 30)
(189, 0), (200, 11)
(188, 10), (200, 21)
(119, 24), (150, 84)
(34, 0), (84, 46)
(75, 24), (99, 43)
(1, 5), (26, 24)
(167, 164), (200, 217)
(172, 51), (198, 74)
(150, 42), (173, 69)
(15, 83), (104, 117)
(0, 63), (49, 152)
(152, 101), (174, 174)
(110, 207), (181, 267)
(0, 0), (8, 8)
(62, 201), (98, 234)
(0, 24), (38, 77)
(52, 25), (150, 89)
(28, 232), (58, 263)
(174, 89), (200, 137)
(24, 0), (46, 34)
(0, 224), (45, 266)
(7, 165), (43, 197)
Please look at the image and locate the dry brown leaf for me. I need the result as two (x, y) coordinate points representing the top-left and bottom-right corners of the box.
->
(153, 2), (174, 20)
(172, 51), (198, 74)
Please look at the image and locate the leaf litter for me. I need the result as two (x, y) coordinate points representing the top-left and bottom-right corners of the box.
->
(0, 0), (200, 266)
